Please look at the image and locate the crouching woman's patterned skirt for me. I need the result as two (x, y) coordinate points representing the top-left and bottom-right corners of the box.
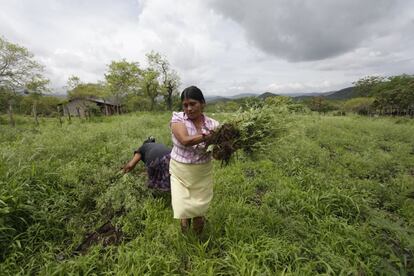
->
(146, 154), (171, 192)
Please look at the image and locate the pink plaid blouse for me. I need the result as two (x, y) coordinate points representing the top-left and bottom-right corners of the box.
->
(170, 112), (219, 164)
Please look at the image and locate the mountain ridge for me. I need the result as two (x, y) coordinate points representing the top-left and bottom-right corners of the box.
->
(206, 86), (356, 103)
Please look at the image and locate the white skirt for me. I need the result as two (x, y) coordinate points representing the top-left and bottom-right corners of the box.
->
(169, 159), (213, 219)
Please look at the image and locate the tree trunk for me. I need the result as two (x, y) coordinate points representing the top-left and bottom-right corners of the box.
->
(8, 101), (15, 127)
(167, 88), (173, 111)
(57, 105), (62, 126)
(33, 101), (39, 126)
(76, 107), (81, 118)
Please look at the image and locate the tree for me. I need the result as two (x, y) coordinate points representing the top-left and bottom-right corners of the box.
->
(146, 51), (180, 110)
(343, 97), (375, 115)
(378, 75), (414, 114)
(0, 37), (43, 89)
(0, 36), (45, 126)
(353, 75), (385, 97)
(354, 74), (414, 115)
(66, 75), (81, 91)
(68, 82), (106, 100)
(139, 69), (160, 111)
(26, 76), (50, 125)
(307, 96), (336, 113)
(105, 60), (141, 114)
(20, 95), (61, 116)
(163, 70), (181, 110)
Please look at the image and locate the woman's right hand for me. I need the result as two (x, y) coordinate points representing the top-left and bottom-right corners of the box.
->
(122, 162), (135, 173)
(122, 153), (141, 173)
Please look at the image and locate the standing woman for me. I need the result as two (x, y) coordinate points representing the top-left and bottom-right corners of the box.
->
(169, 86), (219, 234)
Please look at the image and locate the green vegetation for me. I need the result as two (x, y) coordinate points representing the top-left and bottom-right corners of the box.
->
(207, 105), (289, 164)
(353, 75), (414, 115)
(0, 36), (51, 126)
(1, 110), (413, 275)
(0, 36), (181, 125)
(1, 32), (412, 125)
(296, 74), (414, 116)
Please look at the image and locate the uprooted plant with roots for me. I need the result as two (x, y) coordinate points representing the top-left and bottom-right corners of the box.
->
(206, 105), (290, 165)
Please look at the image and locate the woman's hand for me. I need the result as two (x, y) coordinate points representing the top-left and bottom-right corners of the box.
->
(122, 153), (141, 173)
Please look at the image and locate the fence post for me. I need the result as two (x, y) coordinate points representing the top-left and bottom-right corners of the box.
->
(33, 101), (39, 126)
(8, 101), (15, 127)
(57, 105), (63, 126)
(65, 106), (71, 123)
(76, 107), (81, 118)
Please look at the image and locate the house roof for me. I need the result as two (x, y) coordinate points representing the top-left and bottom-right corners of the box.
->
(69, 97), (121, 106)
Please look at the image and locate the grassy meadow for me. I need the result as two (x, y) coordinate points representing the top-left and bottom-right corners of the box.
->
(0, 111), (413, 275)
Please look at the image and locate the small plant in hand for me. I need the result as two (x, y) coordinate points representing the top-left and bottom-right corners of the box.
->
(206, 105), (288, 165)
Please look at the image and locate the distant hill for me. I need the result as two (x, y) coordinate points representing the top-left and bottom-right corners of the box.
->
(230, 93), (258, 99)
(206, 93), (259, 103)
(205, 96), (231, 103)
(294, 87), (355, 100)
(258, 92), (279, 99)
(324, 87), (355, 100)
(206, 86), (357, 103)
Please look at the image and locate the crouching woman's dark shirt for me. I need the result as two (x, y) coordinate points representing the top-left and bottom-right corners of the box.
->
(135, 143), (171, 191)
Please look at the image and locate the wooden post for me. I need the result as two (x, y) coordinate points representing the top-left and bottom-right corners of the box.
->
(116, 95), (120, 115)
(33, 101), (39, 126)
(65, 105), (71, 123)
(8, 101), (15, 127)
(103, 99), (109, 116)
(76, 107), (81, 118)
(57, 105), (62, 126)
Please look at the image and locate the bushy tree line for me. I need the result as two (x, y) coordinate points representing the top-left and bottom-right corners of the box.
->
(0, 36), (51, 125)
(297, 74), (414, 116)
(67, 51), (181, 113)
(353, 74), (414, 115)
(0, 36), (181, 126)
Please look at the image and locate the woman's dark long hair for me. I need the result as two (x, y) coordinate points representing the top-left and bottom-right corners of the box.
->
(181, 86), (206, 103)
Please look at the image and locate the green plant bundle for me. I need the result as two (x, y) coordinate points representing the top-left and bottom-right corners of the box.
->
(207, 106), (288, 164)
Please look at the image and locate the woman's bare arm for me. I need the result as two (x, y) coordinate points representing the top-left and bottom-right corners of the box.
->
(171, 122), (206, 146)
(122, 153), (141, 173)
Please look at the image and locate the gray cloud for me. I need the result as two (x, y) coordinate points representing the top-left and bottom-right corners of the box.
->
(0, 0), (413, 96)
(207, 0), (407, 61)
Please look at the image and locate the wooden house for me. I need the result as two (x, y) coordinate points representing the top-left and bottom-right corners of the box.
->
(62, 97), (121, 117)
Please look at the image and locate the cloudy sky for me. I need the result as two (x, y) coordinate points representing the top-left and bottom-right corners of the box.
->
(1, 0), (413, 96)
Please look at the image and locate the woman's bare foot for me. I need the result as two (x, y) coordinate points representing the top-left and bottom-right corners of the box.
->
(180, 218), (191, 233)
(193, 216), (204, 235)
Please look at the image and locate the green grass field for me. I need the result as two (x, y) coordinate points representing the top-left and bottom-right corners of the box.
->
(1, 112), (413, 275)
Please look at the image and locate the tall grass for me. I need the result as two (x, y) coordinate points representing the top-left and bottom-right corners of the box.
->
(0, 112), (413, 275)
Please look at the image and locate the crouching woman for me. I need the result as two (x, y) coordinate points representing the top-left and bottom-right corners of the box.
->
(169, 86), (219, 234)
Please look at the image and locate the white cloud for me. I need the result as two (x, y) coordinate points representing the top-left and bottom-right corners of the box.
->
(266, 80), (338, 94)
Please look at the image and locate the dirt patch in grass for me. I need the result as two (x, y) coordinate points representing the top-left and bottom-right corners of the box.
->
(74, 221), (123, 255)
